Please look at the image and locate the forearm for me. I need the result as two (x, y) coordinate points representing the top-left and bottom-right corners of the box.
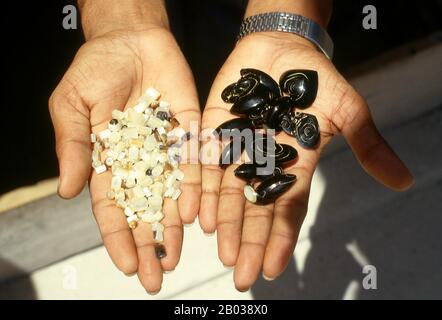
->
(245, 0), (333, 28)
(78, 0), (169, 40)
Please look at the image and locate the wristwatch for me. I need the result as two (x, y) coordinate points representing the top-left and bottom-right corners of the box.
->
(238, 12), (334, 60)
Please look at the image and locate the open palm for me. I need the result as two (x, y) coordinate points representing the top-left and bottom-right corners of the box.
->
(49, 28), (201, 293)
(200, 33), (413, 291)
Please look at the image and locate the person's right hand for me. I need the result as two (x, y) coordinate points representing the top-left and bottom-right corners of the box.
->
(49, 26), (201, 294)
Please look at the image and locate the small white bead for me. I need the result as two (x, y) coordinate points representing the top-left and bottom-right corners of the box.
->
(157, 126), (166, 135)
(171, 189), (182, 200)
(153, 229), (164, 242)
(112, 110), (125, 120)
(153, 211), (164, 222)
(124, 207), (135, 217)
(94, 164), (107, 174)
(145, 87), (161, 101)
(98, 129), (111, 140)
(105, 157), (114, 166)
(90, 133), (97, 143)
(134, 101), (149, 113)
(152, 165), (163, 177)
(147, 116), (164, 129)
(244, 185), (258, 203)
(143, 187), (152, 197)
(127, 214), (139, 223)
(159, 101), (170, 110)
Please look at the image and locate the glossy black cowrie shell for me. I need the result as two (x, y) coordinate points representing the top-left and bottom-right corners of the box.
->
(265, 96), (294, 131)
(274, 144), (298, 164)
(294, 112), (320, 148)
(279, 70), (318, 108)
(234, 163), (283, 181)
(219, 138), (245, 169)
(245, 133), (298, 165)
(245, 173), (296, 204)
(221, 76), (257, 104)
(214, 118), (254, 139)
(245, 132), (275, 164)
(230, 94), (270, 116)
(240, 68), (281, 98)
(281, 113), (297, 138)
(247, 104), (270, 127)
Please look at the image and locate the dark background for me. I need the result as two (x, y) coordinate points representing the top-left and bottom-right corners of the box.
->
(1, 0), (441, 194)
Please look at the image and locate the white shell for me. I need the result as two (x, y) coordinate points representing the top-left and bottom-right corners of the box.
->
(124, 207), (135, 217)
(145, 87), (161, 101)
(94, 164), (107, 174)
(112, 110), (125, 120)
(153, 229), (164, 242)
(98, 129), (111, 140)
(127, 214), (139, 223)
(244, 185), (258, 203)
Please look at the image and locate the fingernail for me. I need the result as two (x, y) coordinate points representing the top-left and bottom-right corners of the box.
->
(124, 272), (137, 277)
(146, 288), (161, 296)
(223, 265), (234, 270)
(184, 222), (194, 228)
(236, 287), (250, 293)
(262, 273), (275, 281)
(164, 269), (175, 274)
(204, 232), (215, 237)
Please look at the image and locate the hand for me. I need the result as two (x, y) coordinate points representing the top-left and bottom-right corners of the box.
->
(49, 27), (201, 293)
(200, 32), (413, 291)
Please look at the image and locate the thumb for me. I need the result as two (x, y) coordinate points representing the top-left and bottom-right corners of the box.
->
(333, 87), (414, 191)
(49, 86), (91, 199)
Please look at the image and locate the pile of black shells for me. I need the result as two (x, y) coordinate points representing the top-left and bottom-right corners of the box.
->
(215, 68), (320, 204)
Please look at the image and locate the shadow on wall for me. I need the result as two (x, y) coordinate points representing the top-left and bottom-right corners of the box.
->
(251, 108), (442, 299)
(0, 259), (36, 300)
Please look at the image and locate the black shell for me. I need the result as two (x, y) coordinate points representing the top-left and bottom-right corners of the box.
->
(245, 133), (298, 165)
(244, 133), (275, 164)
(265, 96), (294, 130)
(281, 112), (320, 148)
(247, 104), (270, 127)
(240, 68), (281, 98)
(214, 118), (254, 140)
(230, 94), (269, 116)
(219, 138), (245, 169)
(254, 174), (297, 204)
(234, 163), (283, 181)
(279, 70), (318, 108)
(221, 77), (258, 103)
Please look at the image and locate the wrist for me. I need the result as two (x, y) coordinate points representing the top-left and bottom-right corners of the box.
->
(78, 0), (170, 40)
(245, 0), (333, 28)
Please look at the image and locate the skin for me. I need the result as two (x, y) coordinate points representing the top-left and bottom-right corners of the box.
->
(49, 0), (413, 294)
(49, 1), (201, 294)
(200, 1), (414, 291)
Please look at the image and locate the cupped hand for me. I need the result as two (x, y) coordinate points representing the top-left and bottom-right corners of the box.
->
(49, 27), (201, 293)
(200, 32), (413, 291)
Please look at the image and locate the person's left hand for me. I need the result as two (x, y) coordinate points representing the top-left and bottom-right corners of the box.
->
(200, 32), (413, 291)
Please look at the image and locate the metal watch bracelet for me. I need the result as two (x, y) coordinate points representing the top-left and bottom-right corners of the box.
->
(238, 12), (334, 60)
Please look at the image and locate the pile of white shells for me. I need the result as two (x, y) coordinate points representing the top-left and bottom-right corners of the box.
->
(91, 87), (185, 243)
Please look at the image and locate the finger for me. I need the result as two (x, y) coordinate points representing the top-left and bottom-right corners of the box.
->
(334, 89), (414, 191)
(173, 110), (201, 225)
(132, 222), (163, 293)
(160, 198), (183, 272)
(262, 164), (312, 280)
(200, 108), (232, 234)
(90, 170), (138, 275)
(177, 164), (201, 224)
(49, 91), (91, 199)
(217, 165), (246, 267)
(234, 200), (274, 292)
